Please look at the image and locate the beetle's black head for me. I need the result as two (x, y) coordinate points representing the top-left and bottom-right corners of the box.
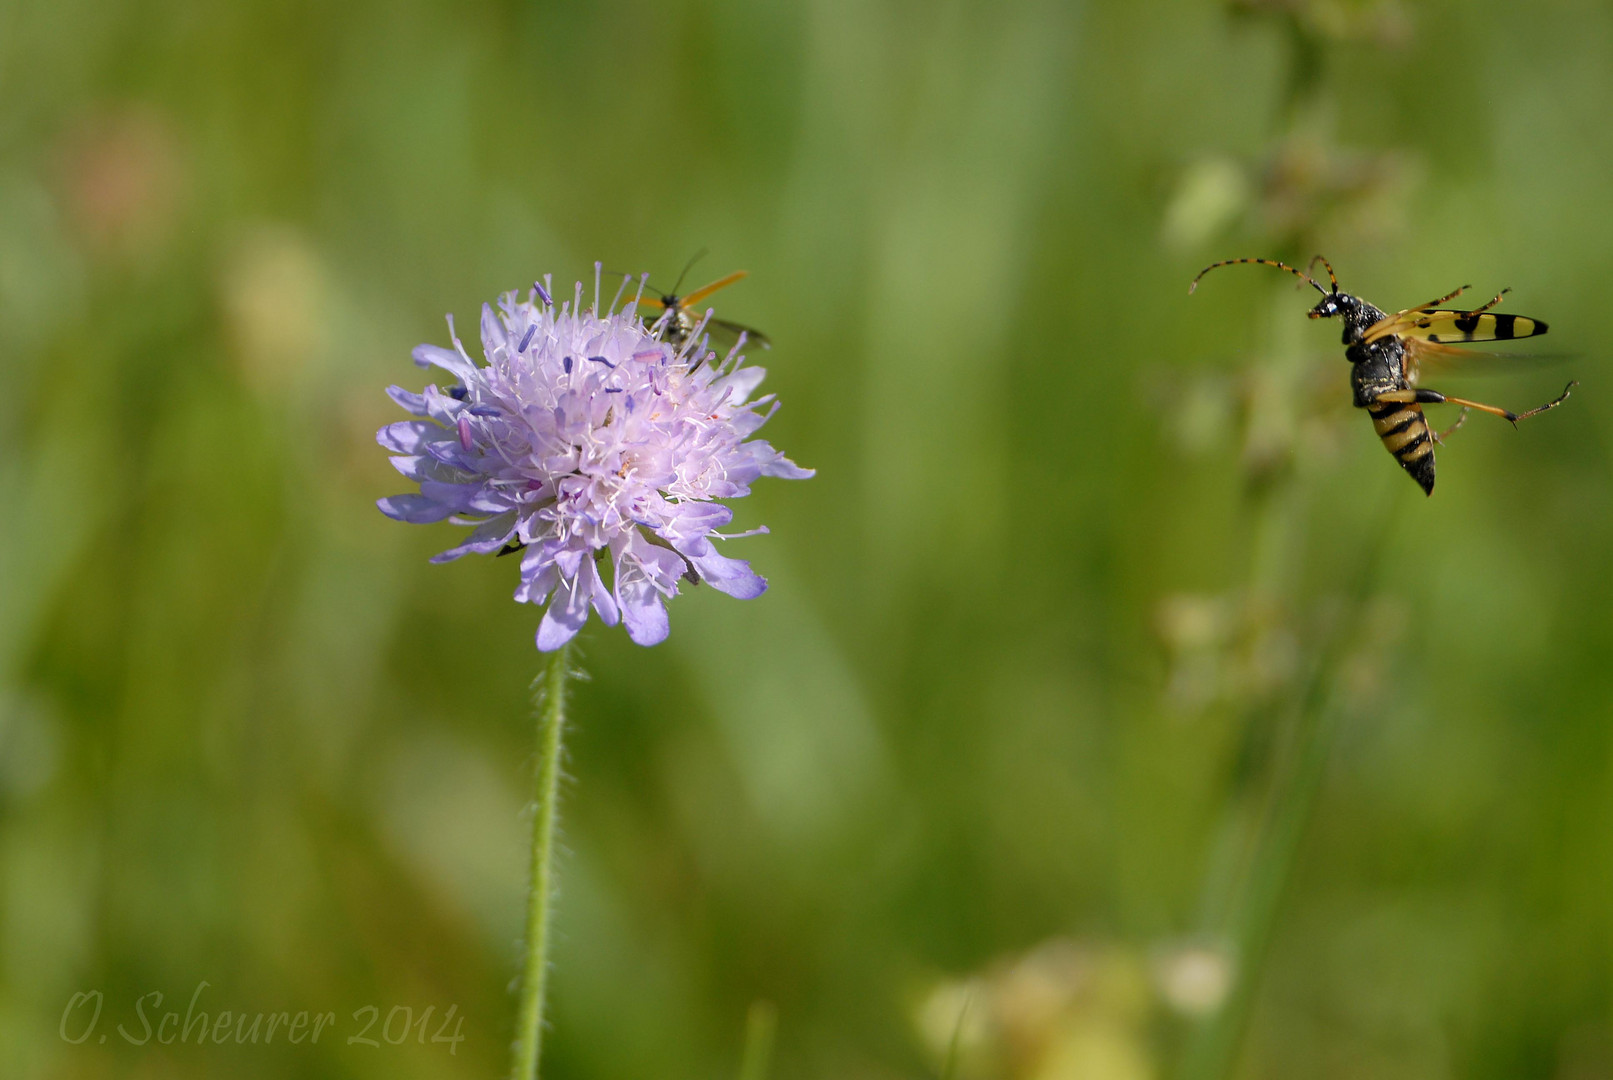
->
(1306, 289), (1387, 348)
(1307, 291), (1346, 319)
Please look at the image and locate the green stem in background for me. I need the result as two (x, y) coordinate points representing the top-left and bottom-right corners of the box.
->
(938, 991), (973, 1080)
(1176, 497), (1399, 1080)
(1175, 658), (1341, 1080)
(512, 640), (574, 1080)
(737, 1000), (779, 1080)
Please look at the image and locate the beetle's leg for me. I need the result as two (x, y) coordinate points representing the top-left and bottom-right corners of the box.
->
(1431, 407), (1469, 444)
(1460, 288), (1511, 317)
(1375, 382), (1578, 426)
(1409, 284), (1471, 312)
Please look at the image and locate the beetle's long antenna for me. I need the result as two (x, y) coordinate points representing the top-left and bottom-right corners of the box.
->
(670, 248), (708, 297)
(1307, 254), (1340, 293)
(1190, 257), (1329, 296)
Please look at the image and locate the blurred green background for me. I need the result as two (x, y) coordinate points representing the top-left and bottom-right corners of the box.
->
(6, 0), (1613, 1077)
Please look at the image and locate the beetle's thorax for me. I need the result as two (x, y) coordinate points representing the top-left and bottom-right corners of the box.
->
(1309, 291), (1389, 351)
(1341, 295), (1389, 347)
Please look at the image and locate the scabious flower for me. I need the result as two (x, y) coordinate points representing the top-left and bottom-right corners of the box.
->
(378, 269), (812, 650)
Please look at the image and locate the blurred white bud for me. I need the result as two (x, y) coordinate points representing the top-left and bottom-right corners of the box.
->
(1153, 942), (1234, 1018)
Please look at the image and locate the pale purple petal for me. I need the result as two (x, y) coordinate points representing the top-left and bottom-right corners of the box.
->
(420, 385), (469, 427)
(377, 419), (450, 454)
(417, 480), (493, 513)
(390, 454), (466, 483)
(536, 572), (589, 651)
(387, 386), (430, 415)
(430, 511), (519, 563)
(660, 502), (732, 540)
(421, 439), (477, 471)
(551, 544), (584, 580)
(674, 536), (767, 599)
(582, 558), (619, 627)
(745, 441), (816, 480)
(377, 494), (455, 523)
(618, 582), (669, 645)
(480, 302), (511, 359)
(614, 537), (685, 644)
(412, 343), (481, 385)
(515, 553), (560, 605)
(729, 408), (771, 437)
(714, 366), (767, 404)
(761, 457), (814, 480)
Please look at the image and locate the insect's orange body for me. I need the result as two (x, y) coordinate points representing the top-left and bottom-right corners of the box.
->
(637, 268), (770, 353)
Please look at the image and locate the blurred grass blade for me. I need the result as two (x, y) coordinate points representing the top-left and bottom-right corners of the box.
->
(737, 1000), (778, 1080)
(1177, 495), (1401, 1080)
(939, 991), (972, 1080)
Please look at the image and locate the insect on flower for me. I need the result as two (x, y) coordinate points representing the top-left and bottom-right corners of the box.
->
(1190, 256), (1576, 495)
(376, 267), (811, 650)
(636, 252), (771, 353)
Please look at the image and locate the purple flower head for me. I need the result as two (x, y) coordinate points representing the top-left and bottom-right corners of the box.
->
(378, 268), (813, 651)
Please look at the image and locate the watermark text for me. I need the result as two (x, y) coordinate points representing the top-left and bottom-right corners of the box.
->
(58, 982), (463, 1054)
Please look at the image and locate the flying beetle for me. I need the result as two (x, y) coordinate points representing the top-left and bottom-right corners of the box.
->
(1190, 256), (1576, 496)
(636, 252), (771, 353)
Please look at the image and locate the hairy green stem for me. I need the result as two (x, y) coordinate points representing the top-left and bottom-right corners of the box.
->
(512, 641), (573, 1080)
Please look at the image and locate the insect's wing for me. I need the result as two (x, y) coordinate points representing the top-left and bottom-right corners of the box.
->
(1401, 336), (1571, 385)
(1402, 310), (1548, 344)
(634, 272), (765, 349)
(1363, 308), (1437, 344)
(1400, 337), (1466, 384)
(708, 318), (770, 350)
(1364, 308), (1548, 346)
(687, 317), (770, 355)
(679, 270), (748, 308)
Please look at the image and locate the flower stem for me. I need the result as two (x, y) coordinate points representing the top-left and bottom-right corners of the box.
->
(512, 640), (573, 1080)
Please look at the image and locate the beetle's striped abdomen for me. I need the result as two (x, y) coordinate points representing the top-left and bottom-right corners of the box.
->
(1367, 400), (1436, 495)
